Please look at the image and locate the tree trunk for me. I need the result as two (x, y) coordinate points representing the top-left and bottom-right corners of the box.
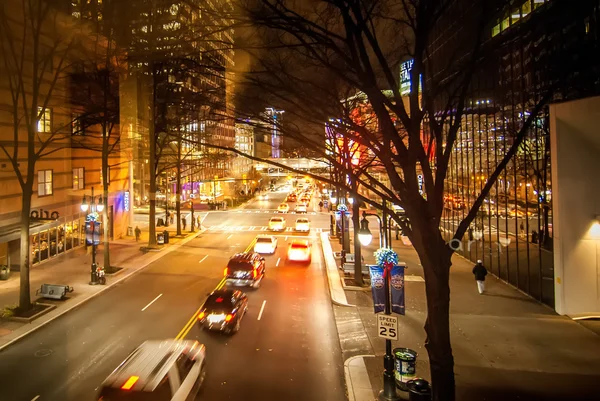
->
(352, 194), (364, 286)
(148, 66), (157, 246)
(176, 136), (182, 236)
(102, 126), (112, 272)
(18, 186), (33, 311)
(416, 231), (456, 401)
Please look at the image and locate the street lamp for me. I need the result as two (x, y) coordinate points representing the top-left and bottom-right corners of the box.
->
(81, 186), (104, 285)
(360, 210), (399, 401)
(358, 214), (373, 246)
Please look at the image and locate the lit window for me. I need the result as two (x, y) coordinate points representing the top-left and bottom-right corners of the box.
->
(73, 167), (85, 190)
(37, 107), (52, 133)
(38, 170), (53, 196)
(72, 113), (84, 135)
(492, 24), (500, 37)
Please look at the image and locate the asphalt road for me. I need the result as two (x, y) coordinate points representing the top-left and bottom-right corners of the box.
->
(0, 190), (345, 401)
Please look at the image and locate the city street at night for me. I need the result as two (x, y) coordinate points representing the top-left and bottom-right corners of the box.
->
(0, 192), (345, 401)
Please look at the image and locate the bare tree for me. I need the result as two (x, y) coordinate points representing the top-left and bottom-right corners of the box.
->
(0, 0), (84, 311)
(193, 1), (594, 399)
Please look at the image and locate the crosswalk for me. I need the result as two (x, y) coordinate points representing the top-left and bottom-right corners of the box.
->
(235, 210), (318, 215)
(205, 225), (325, 233)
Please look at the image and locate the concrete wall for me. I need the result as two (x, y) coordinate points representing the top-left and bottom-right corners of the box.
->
(550, 96), (600, 316)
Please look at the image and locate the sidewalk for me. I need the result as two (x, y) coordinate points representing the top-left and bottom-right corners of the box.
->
(323, 229), (600, 400)
(0, 226), (202, 350)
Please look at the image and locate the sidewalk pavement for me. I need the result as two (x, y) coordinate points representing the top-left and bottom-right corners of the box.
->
(0, 226), (203, 351)
(322, 229), (600, 401)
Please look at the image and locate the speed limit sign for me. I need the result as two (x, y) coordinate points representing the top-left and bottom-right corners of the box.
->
(377, 314), (398, 340)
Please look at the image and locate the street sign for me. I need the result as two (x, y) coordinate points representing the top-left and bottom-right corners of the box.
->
(377, 314), (399, 340)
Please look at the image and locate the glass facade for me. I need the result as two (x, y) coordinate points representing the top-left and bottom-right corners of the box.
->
(31, 214), (86, 265)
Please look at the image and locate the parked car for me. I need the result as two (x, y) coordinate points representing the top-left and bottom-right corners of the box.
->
(268, 216), (286, 231)
(97, 339), (206, 400)
(197, 289), (249, 335)
(254, 235), (278, 254)
(224, 252), (266, 288)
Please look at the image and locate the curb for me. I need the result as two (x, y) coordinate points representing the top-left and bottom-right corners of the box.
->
(320, 232), (355, 307)
(0, 229), (205, 352)
(344, 355), (376, 401)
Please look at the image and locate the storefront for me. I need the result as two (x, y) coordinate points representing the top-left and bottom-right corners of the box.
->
(30, 213), (87, 266)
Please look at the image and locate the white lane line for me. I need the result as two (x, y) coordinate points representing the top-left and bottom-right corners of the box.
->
(257, 300), (267, 321)
(285, 236), (288, 241)
(198, 255), (208, 264)
(276, 257), (281, 267)
(141, 294), (163, 312)
(227, 234), (233, 240)
(31, 396), (40, 401)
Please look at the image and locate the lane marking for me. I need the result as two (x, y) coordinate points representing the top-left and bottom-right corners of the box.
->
(227, 234), (233, 240)
(285, 236), (288, 241)
(257, 300), (267, 321)
(141, 293), (163, 311)
(31, 396), (40, 401)
(198, 255), (208, 264)
(276, 257), (281, 267)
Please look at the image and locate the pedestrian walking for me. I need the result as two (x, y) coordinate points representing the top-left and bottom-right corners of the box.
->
(472, 260), (488, 295)
(134, 226), (141, 242)
(197, 215), (202, 229)
(519, 222), (525, 238)
(182, 217), (187, 231)
(395, 224), (400, 240)
(170, 213), (174, 225)
(468, 226), (473, 241)
(318, 200), (323, 211)
(531, 230), (538, 244)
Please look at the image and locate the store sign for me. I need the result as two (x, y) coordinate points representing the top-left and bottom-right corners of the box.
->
(30, 209), (59, 220)
(417, 174), (424, 195)
(400, 59), (414, 95)
(124, 191), (130, 212)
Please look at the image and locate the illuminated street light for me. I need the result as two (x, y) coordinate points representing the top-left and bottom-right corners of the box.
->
(80, 187), (105, 285)
(357, 215), (373, 246)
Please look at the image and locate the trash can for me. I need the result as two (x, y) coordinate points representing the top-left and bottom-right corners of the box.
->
(163, 230), (170, 244)
(157, 233), (165, 245)
(407, 379), (431, 401)
(0, 266), (10, 280)
(394, 348), (418, 390)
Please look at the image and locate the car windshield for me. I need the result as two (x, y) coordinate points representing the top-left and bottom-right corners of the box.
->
(204, 294), (235, 309)
(270, 218), (283, 222)
(228, 260), (253, 271)
(256, 237), (273, 243)
(297, 219), (309, 223)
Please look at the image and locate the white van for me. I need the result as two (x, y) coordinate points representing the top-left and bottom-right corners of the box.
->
(97, 339), (206, 401)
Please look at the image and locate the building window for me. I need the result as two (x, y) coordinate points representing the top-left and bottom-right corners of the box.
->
(38, 170), (53, 196)
(73, 167), (85, 190)
(37, 107), (52, 133)
(72, 113), (84, 135)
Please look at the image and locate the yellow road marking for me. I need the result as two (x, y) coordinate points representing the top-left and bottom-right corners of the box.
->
(176, 237), (258, 340)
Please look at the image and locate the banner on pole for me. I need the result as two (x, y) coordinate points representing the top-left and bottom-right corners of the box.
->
(390, 264), (406, 315)
(368, 265), (385, 313)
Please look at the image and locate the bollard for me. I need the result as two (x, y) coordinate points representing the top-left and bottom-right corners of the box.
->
(407, 379), (431, 401)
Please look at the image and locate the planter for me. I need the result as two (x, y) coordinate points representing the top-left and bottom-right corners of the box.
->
(0, 266), (10, 280)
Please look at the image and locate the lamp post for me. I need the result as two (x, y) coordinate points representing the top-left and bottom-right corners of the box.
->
(81, 186), (104, 285)
(359, 209), (400, 401)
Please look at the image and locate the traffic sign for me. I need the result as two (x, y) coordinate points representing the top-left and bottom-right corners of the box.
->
(377, 314), (398, 340)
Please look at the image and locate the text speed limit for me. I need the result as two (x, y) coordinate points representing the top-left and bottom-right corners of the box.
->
(377, 314), (398, 340)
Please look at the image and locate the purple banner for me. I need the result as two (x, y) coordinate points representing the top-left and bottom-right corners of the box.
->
(390, 265), (405, 315)
(85, 221), (101, 246)
(369, 265), (385, 313)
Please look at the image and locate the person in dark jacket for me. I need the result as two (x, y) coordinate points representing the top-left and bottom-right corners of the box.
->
(472, 260), (488, 294)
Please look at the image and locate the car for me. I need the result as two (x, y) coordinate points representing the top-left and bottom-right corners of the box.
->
(224, 252), (266, 288)
(268, 216), (286, 231)
(277, 203), (290, 213)
(295, 218), (310, 232)
(259, 193), (269, 201)
(295, 203), (307, 213)
(286, 193), (297, 202)
(97, 339), (206, 401)
(287, 239), (312, 262)
(300, 196), (310, 203)
(254, 235), (278, 254)
(197, 289), (249, 335)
